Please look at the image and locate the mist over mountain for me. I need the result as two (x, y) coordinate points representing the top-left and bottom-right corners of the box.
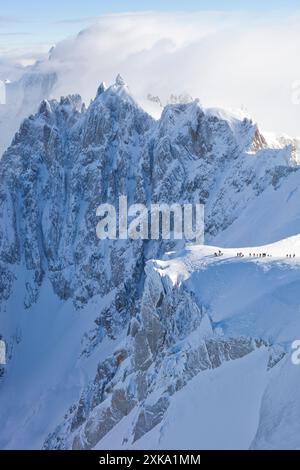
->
(2, 10), (300, 140)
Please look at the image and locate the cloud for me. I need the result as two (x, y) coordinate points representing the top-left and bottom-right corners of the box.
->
(3, 11), (300, 135)
(54, 17), (101, 25)
(0, 44), (50, 80)
(0, 16), (27, 24)
(43, 12), (243, 101)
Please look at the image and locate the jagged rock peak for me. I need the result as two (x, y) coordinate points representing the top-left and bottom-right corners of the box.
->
(59, 94), (83, 111)
(92, 75), (143, 112)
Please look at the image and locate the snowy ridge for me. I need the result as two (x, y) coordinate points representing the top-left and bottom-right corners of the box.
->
(45, 234), (300, 449)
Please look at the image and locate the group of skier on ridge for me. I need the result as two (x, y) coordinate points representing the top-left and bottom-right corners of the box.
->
(213, 251), (297, 258)
(248, 253), (271, 258)
(214, 250), (224, 257)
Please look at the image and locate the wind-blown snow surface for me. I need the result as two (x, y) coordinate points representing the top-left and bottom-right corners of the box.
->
(1, 76), (300, 449)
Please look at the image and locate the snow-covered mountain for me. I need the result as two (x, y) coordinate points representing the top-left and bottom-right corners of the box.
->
(1, 76), (300, 449)
(0, 69), (57, 157)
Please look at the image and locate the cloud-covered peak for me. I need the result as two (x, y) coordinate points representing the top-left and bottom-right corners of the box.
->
(2, 11), (300, 140)
(115, 73), (126, 87)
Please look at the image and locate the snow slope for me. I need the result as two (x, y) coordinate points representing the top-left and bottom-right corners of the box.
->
(212, 171), (300, 247)
(0, 274), (120, 449)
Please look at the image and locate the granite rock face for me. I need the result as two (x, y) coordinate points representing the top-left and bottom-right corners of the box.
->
(43, 260), (276, 449)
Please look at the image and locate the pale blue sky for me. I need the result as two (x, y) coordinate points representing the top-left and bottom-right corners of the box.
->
(1, 0), (300, 50)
